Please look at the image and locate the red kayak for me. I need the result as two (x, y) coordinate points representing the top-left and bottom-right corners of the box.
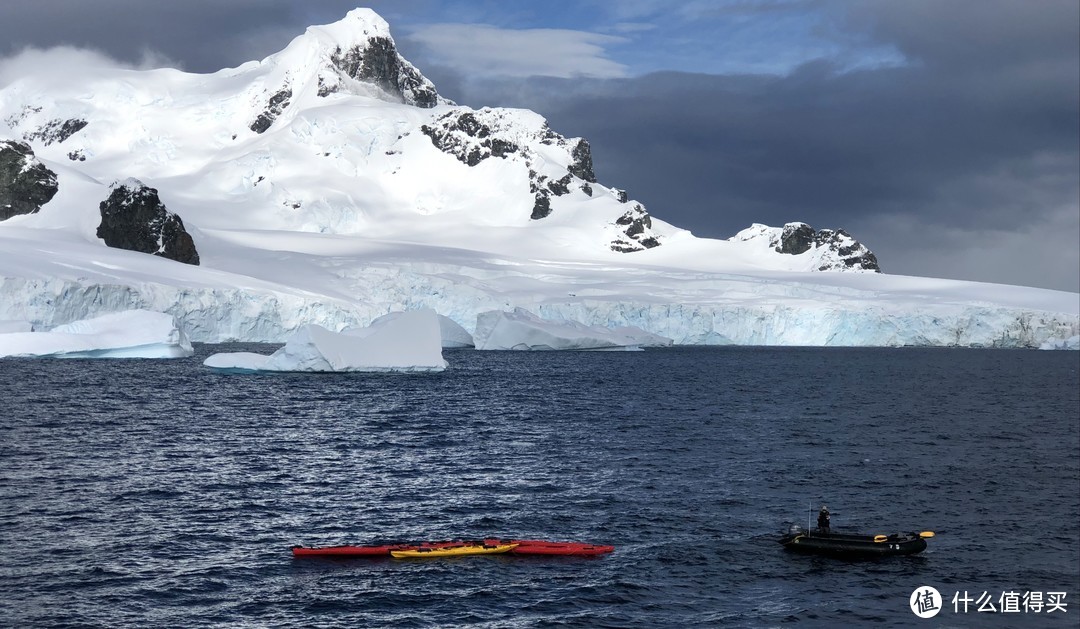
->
(485, 539), (615, 556)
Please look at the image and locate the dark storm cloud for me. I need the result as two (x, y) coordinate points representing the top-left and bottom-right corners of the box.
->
(435, 1), (1078, 290)
(0, 0), (401, 72)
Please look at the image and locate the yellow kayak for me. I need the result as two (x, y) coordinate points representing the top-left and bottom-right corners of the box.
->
(390, 543), (518, 558)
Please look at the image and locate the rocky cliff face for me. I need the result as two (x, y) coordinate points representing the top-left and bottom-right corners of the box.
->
(612, 205), (661, 252)
(732, 222), (881, 272)
(419, 107), (663, 249)
(327, 37), (440, 108)
(0, 140), (59, 220)
(249, 8), (448, 134)
(97, 180), (200, 265)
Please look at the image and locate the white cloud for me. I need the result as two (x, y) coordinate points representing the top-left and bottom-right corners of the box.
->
(0, 45), (178, 89)
(406, 23), (628, 79)
(0, 46), (123, 89)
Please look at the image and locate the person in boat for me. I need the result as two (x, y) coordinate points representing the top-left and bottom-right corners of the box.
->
(817, 505), (831, 533)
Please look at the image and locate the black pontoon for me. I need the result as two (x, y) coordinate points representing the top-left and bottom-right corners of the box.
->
(779, 524), (932, 557)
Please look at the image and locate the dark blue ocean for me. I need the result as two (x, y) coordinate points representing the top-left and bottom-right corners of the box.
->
(1, 346), (1077, 628)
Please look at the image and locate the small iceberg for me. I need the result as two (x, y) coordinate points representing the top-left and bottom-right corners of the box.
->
(473, 307), (673, 350)
(0, 310), (193, 358)
(1038, 335), (1080, 350)
(204, 308), (448, 372)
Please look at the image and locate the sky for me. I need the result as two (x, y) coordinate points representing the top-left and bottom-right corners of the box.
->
(1, 0), (1077, 292)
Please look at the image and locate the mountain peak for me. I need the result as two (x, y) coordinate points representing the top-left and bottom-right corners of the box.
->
(265, 7), (448, 110)
(305, 8), (392, 47)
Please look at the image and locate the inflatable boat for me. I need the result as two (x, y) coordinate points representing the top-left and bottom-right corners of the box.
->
(779, 526), (933, 557)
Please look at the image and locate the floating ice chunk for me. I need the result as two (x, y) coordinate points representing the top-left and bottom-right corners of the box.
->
(204, 308), (448, 372)
(1038, 335), (1080, 350)
(473, 307), (672, 350)
(0, 310), (193, 358)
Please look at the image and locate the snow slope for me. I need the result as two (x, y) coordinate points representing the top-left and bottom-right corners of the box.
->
(0, 8), (1077, 347)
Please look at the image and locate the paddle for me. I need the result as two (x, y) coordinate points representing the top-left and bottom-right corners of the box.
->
(873, 531), (934, 543)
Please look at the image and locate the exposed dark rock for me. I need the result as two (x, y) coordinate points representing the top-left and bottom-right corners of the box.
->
(317, 76), (339, 97)
(568, 139), (597, 183)
(250, 87), (293, 134)
(771, 222), (881, 272)
(612, 188), (628, 203)
(3, 105), (42, 129)
(531, 192), (552, 220)
(611, 204), (661, 252)
(547, 174), (572, 197)
(96, 180), (199, 265)
(0, 140), (59, 220)
(23, 118), (88, 146)
(617, 204), (652, 234)
(330, 39), (439, 108)
(777, 222), (815, 255)
(421, 111), (520, 166)
(815, 228), (881, 271)
(581, 183), (593, 197)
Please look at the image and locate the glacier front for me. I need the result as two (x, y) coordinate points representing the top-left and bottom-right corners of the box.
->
(474, 307), (673, 350)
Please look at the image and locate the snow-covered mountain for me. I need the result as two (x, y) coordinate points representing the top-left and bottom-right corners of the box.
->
(0, 8), (1077, 347)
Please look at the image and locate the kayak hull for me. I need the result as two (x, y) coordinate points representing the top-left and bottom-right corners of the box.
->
(291, 541), (461, 557)
(391, 543), (517, 558)
(293, 538), (615, 558)
(485, 539), (615, 556)
(779, 531), (927, 557)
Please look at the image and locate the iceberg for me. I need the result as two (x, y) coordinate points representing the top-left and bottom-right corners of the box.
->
(204, 308), (448, 372)
(0, 310), (193, 358)
(473, 307), (673, 350)
(1038, 335), (1080, 350)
